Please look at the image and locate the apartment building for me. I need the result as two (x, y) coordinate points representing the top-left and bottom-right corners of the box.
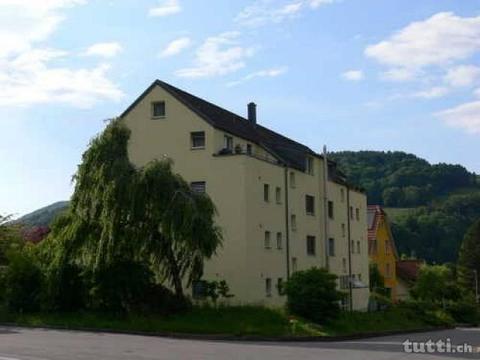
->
(120, 80), (370, 310)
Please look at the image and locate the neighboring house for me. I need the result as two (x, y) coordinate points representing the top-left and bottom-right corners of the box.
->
(396, 259), (424, 302)
(120, 80), (370, 310)
(367, 205), (399, 301)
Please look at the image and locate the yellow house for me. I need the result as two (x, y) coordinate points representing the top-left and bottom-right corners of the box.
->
(367, 205), (399, 301)
(120, 80), (370, 310)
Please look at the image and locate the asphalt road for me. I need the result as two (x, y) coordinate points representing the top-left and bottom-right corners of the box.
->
(0, 326), (479, 360)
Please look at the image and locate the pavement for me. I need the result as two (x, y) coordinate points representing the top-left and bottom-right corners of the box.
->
(0, 326), (479, 359)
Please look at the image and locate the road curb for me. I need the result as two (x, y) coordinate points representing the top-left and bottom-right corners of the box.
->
(0, 322), (456, 342)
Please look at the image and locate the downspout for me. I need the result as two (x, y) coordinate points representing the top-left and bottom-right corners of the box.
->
(322, 146), (330, 270)
(347, 186), (353, 312)
(284, 167), (290, 279)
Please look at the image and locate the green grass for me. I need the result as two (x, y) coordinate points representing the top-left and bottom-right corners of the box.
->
(322, 308), (432, 336)
(0, 305), (440, 338)
(0, 306), (316, 337)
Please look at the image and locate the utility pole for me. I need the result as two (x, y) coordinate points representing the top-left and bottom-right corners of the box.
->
(474, 270), (479, 304)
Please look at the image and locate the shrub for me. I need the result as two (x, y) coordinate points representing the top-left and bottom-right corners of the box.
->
(85, 260), (155, 313)
(446, 301), (480, 325)
(2, 249), (43, 313)
(43, 263), (85, 312)
(285, 267), (343, 323)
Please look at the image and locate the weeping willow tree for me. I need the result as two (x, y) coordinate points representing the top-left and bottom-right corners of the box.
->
(47, 119), (222, 299)
(0, 214), (22, 265)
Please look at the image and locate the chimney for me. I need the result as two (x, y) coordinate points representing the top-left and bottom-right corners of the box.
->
(248, 102), (257, 125)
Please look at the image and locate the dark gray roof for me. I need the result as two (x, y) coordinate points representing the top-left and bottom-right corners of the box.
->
(121, 80), (316, 171)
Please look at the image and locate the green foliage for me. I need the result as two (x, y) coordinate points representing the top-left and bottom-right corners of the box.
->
(285, 267), (343, 323)
(1, 247), (43, 313)
(43, 263), (85, 312)
(203, 280), (234, 304)
(457, 219), (480, 293)
(0, 214), (22, 265)
(369, 263), (385, 291)
(331, 151), (478, 207)
(411, 265), (461, 303)
(445, 301), (480, 325)
(45, 119), (222, 300)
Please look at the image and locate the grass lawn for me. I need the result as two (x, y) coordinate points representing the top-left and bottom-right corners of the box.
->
(0, 305), (440, 338)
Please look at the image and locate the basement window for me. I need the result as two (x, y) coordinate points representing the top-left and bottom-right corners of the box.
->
(190, 181), (206, 194)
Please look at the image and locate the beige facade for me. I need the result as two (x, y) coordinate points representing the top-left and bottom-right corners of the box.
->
(121, 80), (370, 310)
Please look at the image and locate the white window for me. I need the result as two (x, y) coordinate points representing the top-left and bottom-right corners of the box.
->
(224, 135), (233, 151)
(290, 172), (296, 188)
(191, 131), (205, 149)
(357, 241), (361, 254)
(277, 278), (284, 295)
(264, 231), (271, 249)
(246, 143), (253, 155)
(292, 257), (297, 272)
(342, 258), (347, 273)
(328, 238), (335, 257)
(152, 101), (165, 118)
(291, 214), (297, 231)
(276, 232), (282, 249)
(306, 195), (315, 215)
(342, 223), (346, 237)
(190, 181), (206, 194)
(340, 188), (345, 203)
(305, 156), (314, 175)
(307, 236), (316, 255)
(350, 206), (354, 220)
(265, 278), (272, 297)
(275, 187), (282, 204)
(328, 201), (334, 219)
(264, 184), (270, 202)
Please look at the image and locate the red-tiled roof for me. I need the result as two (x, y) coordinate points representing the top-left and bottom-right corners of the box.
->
(396, 259), (424, 283)
(367, 205), (399, 258)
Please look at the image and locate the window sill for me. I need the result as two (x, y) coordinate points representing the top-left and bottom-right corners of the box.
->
(191, 147), (205, 150)
(151, 116), (166, 120)
(306, 212), (315, 216)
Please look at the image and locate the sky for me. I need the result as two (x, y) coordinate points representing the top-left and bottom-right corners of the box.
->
(1, 0), (480, 217)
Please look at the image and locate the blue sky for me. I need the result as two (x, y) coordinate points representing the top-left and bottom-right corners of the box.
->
(1, 0), (480, 217)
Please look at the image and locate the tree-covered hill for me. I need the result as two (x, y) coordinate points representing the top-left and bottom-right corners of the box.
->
(330, 151), (479, 207)
(331, 151), (480, 264)
(15, 201), (69, 227)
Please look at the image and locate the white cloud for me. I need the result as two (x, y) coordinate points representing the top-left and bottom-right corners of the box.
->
(341, 69), (364, 81)
(366, 12), (480, 71)
(159, 37), (191, 58)
(235, 0), (337, 27)
(436, 101), (480, 134)
(148, 0), (181, 17)
(474, 88), (480, 98)
(444, 65), (480, 87)
(227, 66), (288, 87)
(84, 42), (123, 58)
(175, 32), (255, 78)
(411, 86), (449, 99)
(0, 0), (124, 108)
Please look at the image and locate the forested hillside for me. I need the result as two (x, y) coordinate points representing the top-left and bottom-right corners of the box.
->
(331, 151), (480, 263)
(330, 151), (478, 207)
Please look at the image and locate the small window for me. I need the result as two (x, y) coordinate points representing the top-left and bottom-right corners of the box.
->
(305, 195), (315, 215)
(276, 232), (282, 249)
(191, 131), (205, 149)
(289, 172), (296, 188)
(385, 240), (391, 255)
(340, 188), (345, 203)
(350, 206), (354, 220)
(152, 101), (165, 118)
(277, 278), (284, 295)
(305, 156), (314, 175)
(328, 200), (334, 219)
(356, 208), (360, 221)
(291, 214), (297, 231)
(265, 278), (272, 297)
(224, 135), (233, 151)
(192, 280), (207, 299)
(246, 143), (252, 155)
(275, 187), (282, 204)
(190, 181), (206, 194)
(358, 274), (362, 281)
(264, 184), (270, 202)
(342, 223), (346, 237)
(264, 231), (271, 249)
(306, 235), (316, 255)
(356, 241), (361, 254)
(342, 258), (347, 273)
(328, 238), (335, 257)
(292, 257), (298, 272)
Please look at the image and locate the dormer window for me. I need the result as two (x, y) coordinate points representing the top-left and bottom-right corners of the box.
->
(224, 135), (233, 151)
(305, 156), (314, 175)
(152, 101), (166, 118)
